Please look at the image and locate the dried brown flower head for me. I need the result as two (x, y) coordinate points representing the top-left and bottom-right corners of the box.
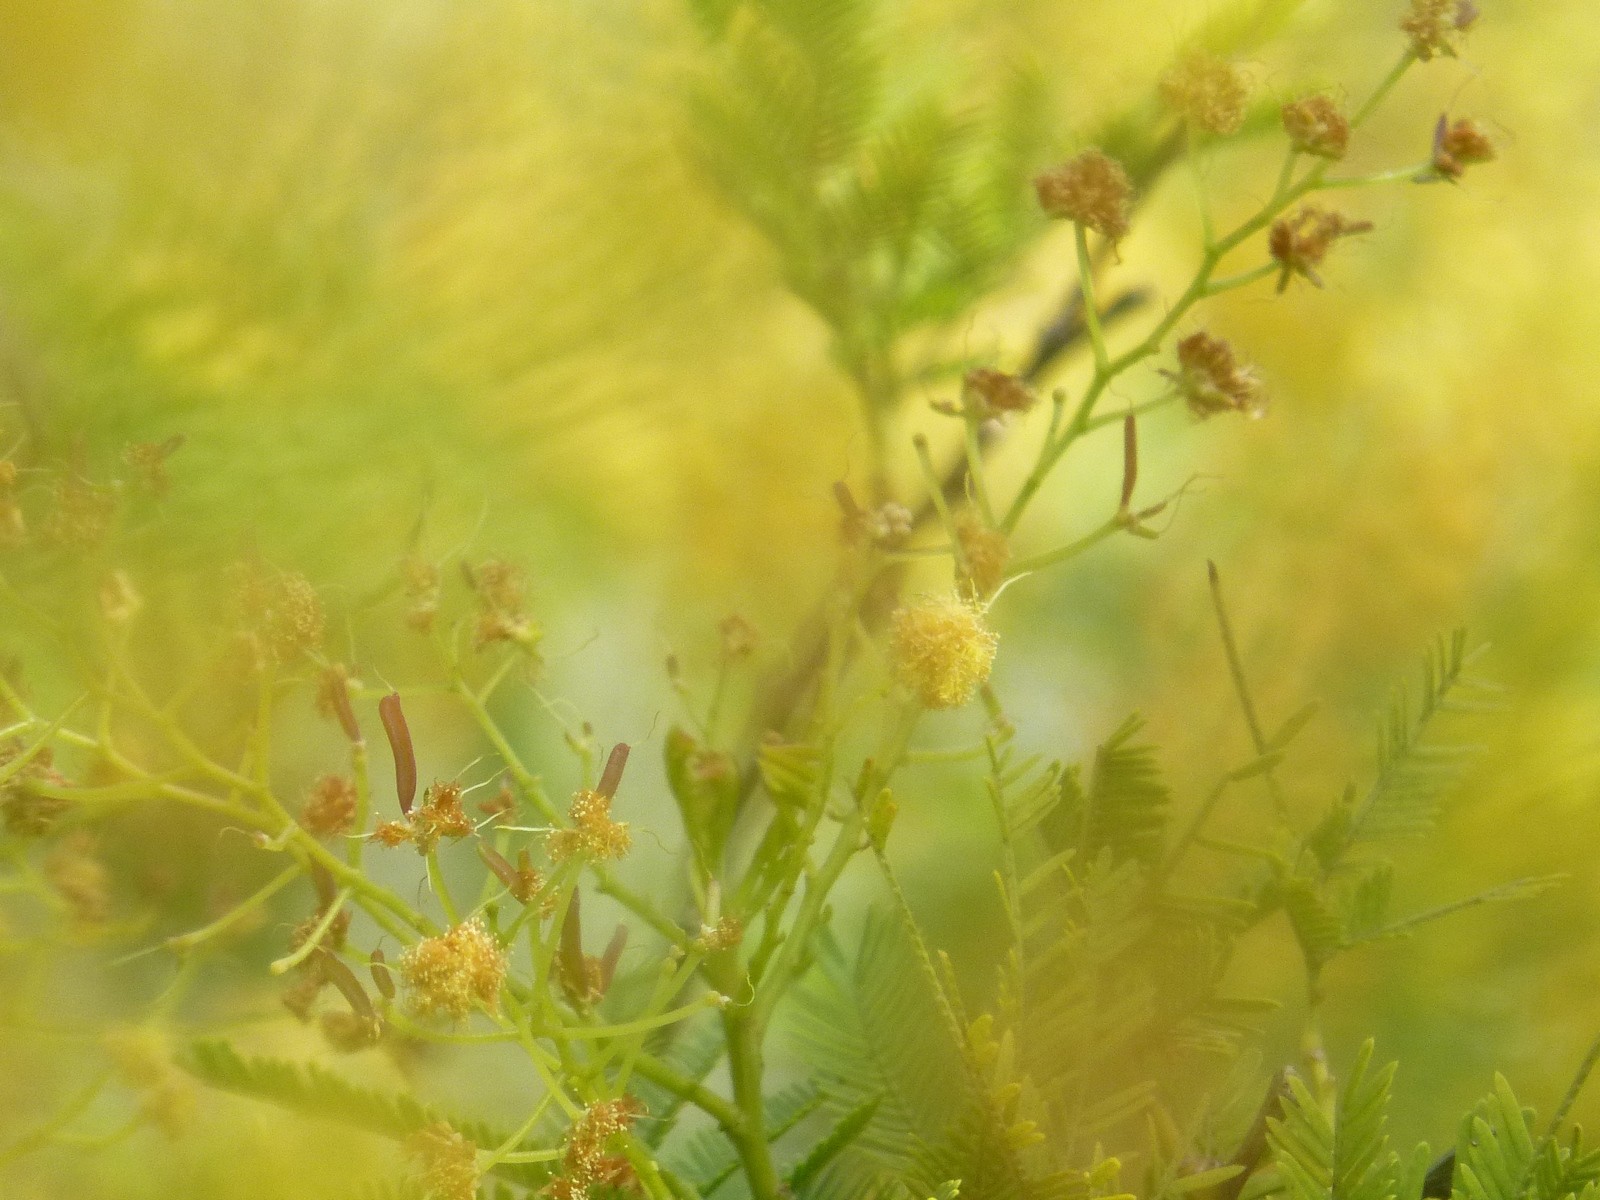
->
(401, 557), (441, 633)
(1282, 94), (1351, 159)
(889, 596), (998, 709)
(1, 742), (70, 836)
(399, 919), (508, 1020)
(367, 779), (473, 854)
(408, 1123), (480, 1200)
(1160, 52), (1251, 135)
(466, 558), (539, 651)
(1034, 149), (1134, 241)
(1171, 333), (1268, 419)
(1432, 115), (1496, 179)
(290, 906), (351, 955)
(1268, 205), (1374, 290)
(961, 368), (1037, 419)
(301, 774), (359, 838)
(1401, 0), (1478, 61)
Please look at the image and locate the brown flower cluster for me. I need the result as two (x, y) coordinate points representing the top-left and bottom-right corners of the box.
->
(1171, 333), (1268, 419)
(399, 919), (508, 1019)
(1, 742), (71, 837)
(1034, 150), (1133, 241)
(372, 780), (473, 854)
(466, 558), (539, 651)
(402, 557), (441, 633)
(1160, 52), (1251, 136)
(547, 788), (632, 863)
(1282, 94), (1351, 159)
(408, 1123), (480, 1200)
(1268, 205), (1373, 290)
(547, 1097), (644, 1200)
(1401, 0), (1479, 61)
(889, 596), (998, 709)
(300, 774), (358, 838)
(959, 368), (1036, 419)
(1432, 115), (1495, 179)
(481, 843), (550, 910)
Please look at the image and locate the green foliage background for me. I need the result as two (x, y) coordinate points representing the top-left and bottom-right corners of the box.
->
(2, 0), (1597, 1195)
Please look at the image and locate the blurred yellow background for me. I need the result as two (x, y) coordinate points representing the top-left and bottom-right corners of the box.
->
(2, 0), (1598, 1194)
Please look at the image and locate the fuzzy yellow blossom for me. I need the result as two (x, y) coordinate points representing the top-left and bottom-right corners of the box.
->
(1160, 52), (1250, 135)
(547, 788), (632, 863)
(408, 1123), (480, 1200)
(1034, 150), (1133, 241)
(889, 596), (998, 709)
(399, 919), (507, 1019)
(548, 1097), (644, 1200)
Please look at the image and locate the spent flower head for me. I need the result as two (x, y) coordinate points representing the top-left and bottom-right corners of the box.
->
(889, 595), (998, 709)
(300, 774), (358, 838)
(1034, 150), (1133, 241)
(1160, 52), (1251, 135)
(1432, 115), (1496, 179)
(1269, 205), (1373, 291)
(1401, 0), (1479, 61)
(1282, 93), (1351, 159)
(1171, 333), (1268, 419)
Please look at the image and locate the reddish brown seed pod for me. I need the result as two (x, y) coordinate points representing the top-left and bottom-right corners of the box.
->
(369, 948), (396, 1000)
(598, 924), (629, 995)
(560, 891), (586, 978)
(313, 947), (377, 1023)
(328, 674), (362, 743)
(596, 743), (630, 799)
(378, 692), (416, 815)
(1120, 413), (1139, 512)
(479, 844), (519, 892)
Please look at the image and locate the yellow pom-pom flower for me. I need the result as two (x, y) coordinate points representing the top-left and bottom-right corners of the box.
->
(889, 596), (998, 709)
